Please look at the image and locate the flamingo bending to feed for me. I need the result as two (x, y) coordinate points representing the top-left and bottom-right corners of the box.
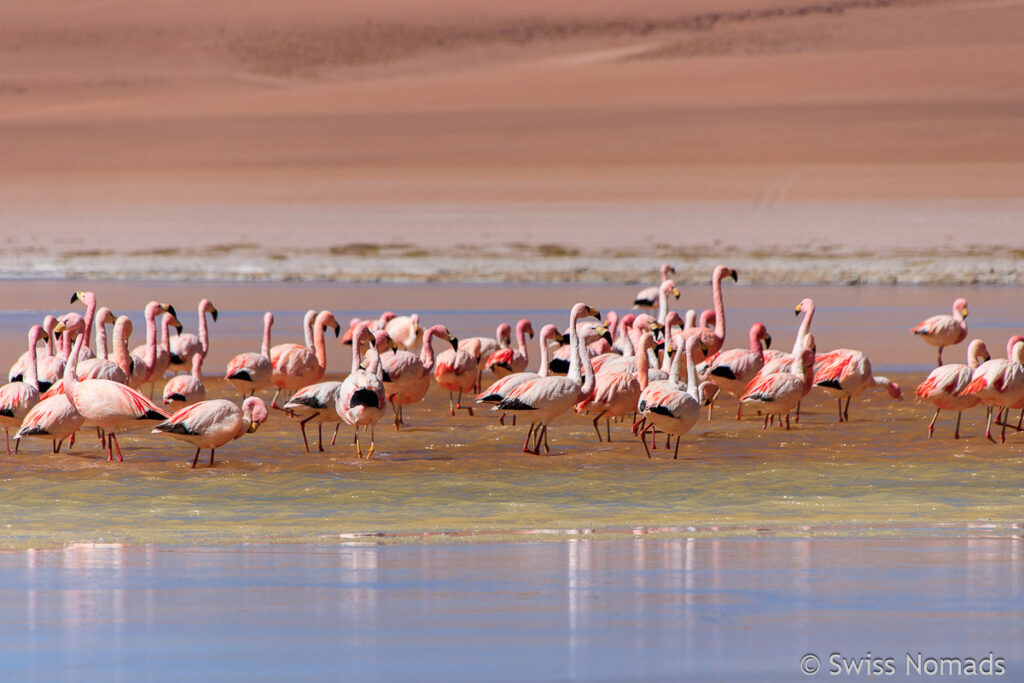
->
(58, 319), (170, 462)
(169, 299), (218, 371)
(225, 312), (275, 398)
(703, 322), (772, 420)
(484, 319), (534, 378)
(153, 397), (268, 468)
(740, 338), (817, 431)
(269, 310), (340, 409)
(337, 327), (397, 458)
(497, 303), (600, 454)
(384, 314), (422, 351)
(914, 339), (990, 439)
(813, 349), (903, 422)
(911, 298), (968, 366)
(382, 324), (458, 429)
(578, 331), (662, 442)
(476, 324), (566, 426)
(958, 335), (1024, 443)
(435, 332), (481, 417)
(0, 325), (48, 454)
(635, 335), (709, 458)
(680, 265), (737, 362)
(162, 352), (207, 407)
(633, 263), (676, 309)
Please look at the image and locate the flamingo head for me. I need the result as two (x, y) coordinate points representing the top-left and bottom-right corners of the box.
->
(69, 291), (96, 308)
(660, 279), (680, 300)
(56, 313), (86, 337)
(496, 323), (513, 346)
(29, 325), (48, 347)
(200, 299), (219, 322)
(953, 298), (968, 319)
(316, 310), (341, 338)
(713, 265), (738, 283)
(698, 381), (718, 406)
(794, 298), (814, 317)
(660, 263), (676, 280)
(517, 319), (535, 339)
(163, 312), (184, 335)
(410, 313), (420, 333)
(373, 330), (399, 353)
(243, 397), (269, 433)
(95, 307), (117, 326)
(699, 310), (716, 329)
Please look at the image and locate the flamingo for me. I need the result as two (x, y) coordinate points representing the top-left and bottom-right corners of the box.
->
(381, 324), (458, 429)
(336, 328), (396, 458)
(282, 380), (344, 452)
(680, 265), (737, 361)
(435, 333), (480, 417)
(914, 339), (990, 439)
(911, 298), (968, 366)
(162, 352), (207, 407)
(131, 309), (183, 396)
(460, 323), (513, 387)
(635, 334), (709, 458)
(633, 263), (676, 309)
(595, 315), (663, 376)
(153, 397), (268, 468)
(69, 291), (98, 360)
(0, 325), (47, 454)
(57, 319), (170, 462)
(740, 340), (817, 431)
(9, 315), (60, 389)
(813, 348), (903, 422)
(703, 322), (772, 420)
(126, 302), (178, 391)
(225, 312), (275, 398)
(497, 303), (601, 454)
(340, 312), (394, 346)
(611, 313), (638, 355)
(477, 324), (567, 423)
(578, 331), (663, 442)
(76, 308), (129, 384)
(484, 319), (534, 378)
(751, 298), (816, 421)
(169, 299), (218, 371)
(549, 320), (610, 375)
(384, 313), (422, 351)
(14, 393), (84, 454)
(958, 335), (1024, 443)
(269, 310), (340, 409)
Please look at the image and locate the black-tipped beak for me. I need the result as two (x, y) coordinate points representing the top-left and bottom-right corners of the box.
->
(448, 335), (459, 349)
(69, 292), (80, 304)
(211, 309), (219, 322)
(557, 332), (570, 345)
(764, 334), (772, 349)
(248, 421), (260, 434)
(166, 305), (178, 319)
(528, 331), (535, 339)
(672, 287), (680, 299)
(730, 270), (738, 282)
(794, 307), (801, 317)
(334, 324), (341, 338)
(600, 329), (613, 344)
(175, 324), (184, 334)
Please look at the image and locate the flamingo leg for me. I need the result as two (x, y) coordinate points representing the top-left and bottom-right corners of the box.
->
(843, 397), (851, 422)
(591, 412), (605, 442)
(54, 439), (62, 454)
(673, 435), (681, 459)
(209, 449), (216, 467)
(366, 426), (376, 460)
(14, 435), (18, 456)
(522, 422), (536, 453)
(354, 429), (363, 458)
(1017, 408), (1024, 431)
(512, 414), (517, 426)
(639, 424), (653, 459)
(541, 426), (550, 454)
(331, 423), (340, 446)
(448, 393), (455, 417)
(298, 416), (313, 453)
(736, 404), (743, 420)
(391, 399), (401, 431)
(318, 423), (324, 452)
(795, 401), (802, 423)
(111, 434), (123, 462)
(68, 432), (75, 450)
(762, 414), (769, 430)
(928, 409), (940, 438)
(499, 412), (505, 426)
(4, 428), (9, 456)
(1001, 414), (1008, 444)
(606, 417), (612, 442)
(270, 388), (283, 411)
(837, 399), (844, 423)
(785, 413), (791, 430)
(665, 431), (671, 449)
(937, 347), (943, 367)
(954, 412), (962, 440)
(985, 407), (995, 443)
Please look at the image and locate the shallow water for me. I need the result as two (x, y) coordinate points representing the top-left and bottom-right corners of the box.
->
(1, 281), (1022, 549)
(0, 537), (1020, 681)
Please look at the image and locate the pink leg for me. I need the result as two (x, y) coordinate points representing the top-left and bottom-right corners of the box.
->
(191, 448), (201, 468)
(928, 409), (939, 438)
(331, 423), (340, 446)
(522, 422), (536, 453)
(111, 434), (124, 462)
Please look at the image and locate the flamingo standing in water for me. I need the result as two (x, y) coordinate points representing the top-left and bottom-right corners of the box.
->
(633, 263), (676, 309)
(282, 380), (344, 452)
(9, 315), (60, 390)
(225, 312), (275, 398)
(578, 331), (663, 442)
(132, 309), (182, 396)
(0, 325), (48, 454)
(153, 397), (268, 468)
(740, 338), (817, 431)
(911, 298), (968, 366)
(169, 299), (218, 372)
(269, 310), (340, 409)
(813, 348), (903, 422)
(126, 302), (178, 390)
(497, 303), (601, 454)
(75, 308), (128, 383)
(703, 322), (772, 419)
(381, 324), (458, 429)
(337, 328), (397, 458)
(58, 318), (169, 462)
(484, 319), (534, 378)
(162, 352), (207, 407)
(549, 320), (610, 375)
(680, 265), (737, 362)
(914, 339), (990, 439)
(958, 335), (1024, 443)
(476, 324), (567, 426)
(750, 298), (816, 422)
(435, 333), (481, 417)
(635, 335), (708, 458)
(15, 392), (84, 454)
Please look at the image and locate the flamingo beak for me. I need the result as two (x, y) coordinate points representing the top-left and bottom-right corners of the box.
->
(960, 306), (969, 318)
(389, 339), (399, 352)
(164, 304), (178, 319)
(730, 269), (738, 282)
(764, 334), (772, 349)
(600, 329), (613, 344)
(671, 287), (680, 299)
(175, 323), (184, 334)
(587, 306), (601, 321)
(69, 292), (81, 304)
(794, 305), (802, 316)
(40, 331), (49, 343)
(248, 421), (261, 434)
(53, 321), (67, 334)
(211, 308), (219, 322)
(334, 324), (341, 338)
(448, 334), (459, 348)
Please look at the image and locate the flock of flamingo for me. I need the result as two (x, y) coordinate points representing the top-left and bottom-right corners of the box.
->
(0, 264), (1018, 468)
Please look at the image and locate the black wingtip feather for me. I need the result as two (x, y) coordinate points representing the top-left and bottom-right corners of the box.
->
(169, 353), (183, 365)
(349, 388), (381, 410)
(228, 370), (253, 382)
(817, 379), (843, 390)
(16, 426), (48, 437)
(166, 393), (187, 403)
(142, 409), (168, 420)
(648, 405), (674, 417)
(0, 407), (14, 418)
(634, 298), (654, 307)
(476, 393), (503, 404)
(709, 366), (736, 380)
(497, 397), (535, 411)
(287, 394), (327, 410)
(155, 421), (197, 436)
(548, 358), (570, 374)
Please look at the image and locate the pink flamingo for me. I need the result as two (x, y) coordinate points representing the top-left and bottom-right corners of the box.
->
(132, 308), (183, 396)
(169, 299), (218, 371)
(611, 313), (637, 354)
(381, 324), (458, 429)
(69, 291), (98, 360)
(225, 312), (275, 398)
(740, 339), (817, 430)
(125, 302), (177, 390)
(958, 335), (1024, 443)
(578, 331), (662, 442)
(751, 298), (816, 421)
(549, 321), (611, 375)
(153, 397), (268, 468)
(911, 298), (968, 366)
(914, 339), (990, 439)
(76, 308), (129, 384)
(594, 315), (663, 376)
(497, 303), (601, 454)
(340, 312), (394, 346)
(15, 393), (84, 454)
(634, 335), (708, 459)
(162, 352), (206, 407)
(484, 319), (534, 378)
(435, 332), (480, 417)
(58, 319), (170, 462)
(283, 381), (344, 452)
(8, 315), (60, 389)
(384, 313), (422, 351)
(269, 310), (340, 408)
(633, 263), (676, 309)
(460, 323), (513, 387)
(704, 322), (772, 419)
(336, 328), (396, 458)
(0, 325), (48, 454)
(813, 349), (903, 422)
(476, 324), (567, 420)
(680, 265), (737, 361)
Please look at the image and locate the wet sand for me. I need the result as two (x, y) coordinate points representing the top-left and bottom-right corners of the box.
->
(0, 538), (1020, 681)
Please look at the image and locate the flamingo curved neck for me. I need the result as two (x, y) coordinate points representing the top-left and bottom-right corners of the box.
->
(711, 272), (727, 342)
(26, 330), (42, 389)
(260, 316), (273, 358)
(199, 307), (211, 356)
(793, 304), (815, 356)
